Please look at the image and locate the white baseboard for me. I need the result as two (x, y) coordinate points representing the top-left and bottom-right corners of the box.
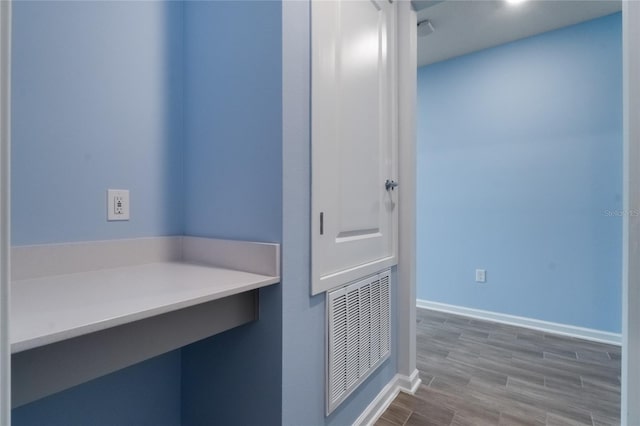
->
(417, 299), (621, 346)
(353, 369), (421, 426)
(395, 368), (421, 394)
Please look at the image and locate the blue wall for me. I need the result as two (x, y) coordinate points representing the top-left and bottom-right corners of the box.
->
(11, 0), (184, 245)
(13, 351), (181, 426)
(180, 1), (282, 425)
(281, 2), (398, 425)
(11, 2), (185, 425)
(417, 13), (622, 332)
(182, 1), (282, 244)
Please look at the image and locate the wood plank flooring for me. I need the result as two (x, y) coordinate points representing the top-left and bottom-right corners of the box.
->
(376, 308), (621, 426)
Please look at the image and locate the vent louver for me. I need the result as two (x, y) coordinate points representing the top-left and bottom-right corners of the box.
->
(327, 270), (391, 414)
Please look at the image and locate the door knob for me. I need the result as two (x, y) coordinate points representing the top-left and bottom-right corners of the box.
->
(385, 179), (398, 191)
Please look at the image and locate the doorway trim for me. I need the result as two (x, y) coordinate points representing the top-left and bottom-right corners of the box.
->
(397, 0), (419, 389)
(0, 0), (11, 425)
(622, 1), (640, 424)
(0, 0), (12, 423)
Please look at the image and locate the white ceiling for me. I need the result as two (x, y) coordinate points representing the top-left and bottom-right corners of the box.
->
(416, 0), (622, 67)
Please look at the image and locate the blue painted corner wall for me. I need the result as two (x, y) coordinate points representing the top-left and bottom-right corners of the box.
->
(11, 1), (283, 425)
(181, 1), (283, 425)
(417, 13), (623, 332)
(182, 0), (282, 244)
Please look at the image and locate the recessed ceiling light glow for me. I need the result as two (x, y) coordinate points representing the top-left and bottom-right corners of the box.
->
(506, 0), (527, 5)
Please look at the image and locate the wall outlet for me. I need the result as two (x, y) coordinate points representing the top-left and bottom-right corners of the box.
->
(107, 189), (130, 221)
(475, 269), (486, 283)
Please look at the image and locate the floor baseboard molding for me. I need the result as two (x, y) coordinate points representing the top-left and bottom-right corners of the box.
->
(353, 369), (421, 426)
(417, 299), (621, 346)
(396, 368), (421, 394)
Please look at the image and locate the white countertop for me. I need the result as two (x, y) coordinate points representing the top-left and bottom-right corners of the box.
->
(11, 261), (279, 353)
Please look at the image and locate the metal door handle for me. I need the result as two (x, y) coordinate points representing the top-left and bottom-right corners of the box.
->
(385, 180), (398, 191)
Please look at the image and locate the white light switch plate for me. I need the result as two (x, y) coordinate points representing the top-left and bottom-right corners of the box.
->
(475, 269), (486, 283)
(107, 189), (130, 221)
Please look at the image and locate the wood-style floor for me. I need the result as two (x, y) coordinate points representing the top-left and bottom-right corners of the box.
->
(376, 308), (621, 426)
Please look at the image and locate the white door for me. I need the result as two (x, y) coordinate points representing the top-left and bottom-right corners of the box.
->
(311, 0), (397, 295)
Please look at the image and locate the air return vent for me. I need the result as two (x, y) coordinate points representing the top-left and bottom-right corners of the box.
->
(327, 270), (391, 414)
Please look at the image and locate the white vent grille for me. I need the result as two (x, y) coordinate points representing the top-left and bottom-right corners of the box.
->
(327, 269), (391, 414)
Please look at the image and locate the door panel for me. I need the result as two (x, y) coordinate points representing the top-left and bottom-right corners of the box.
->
(312, 0), (397, 295)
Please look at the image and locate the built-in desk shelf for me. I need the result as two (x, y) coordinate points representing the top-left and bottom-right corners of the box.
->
(12, 261), (279, 353)
(10, 236), (280, 408)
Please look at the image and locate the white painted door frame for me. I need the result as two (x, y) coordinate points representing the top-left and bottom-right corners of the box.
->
(0, 0), (11, 424)
(622, 1), (640, 425)
(396, 0), (419, 390)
